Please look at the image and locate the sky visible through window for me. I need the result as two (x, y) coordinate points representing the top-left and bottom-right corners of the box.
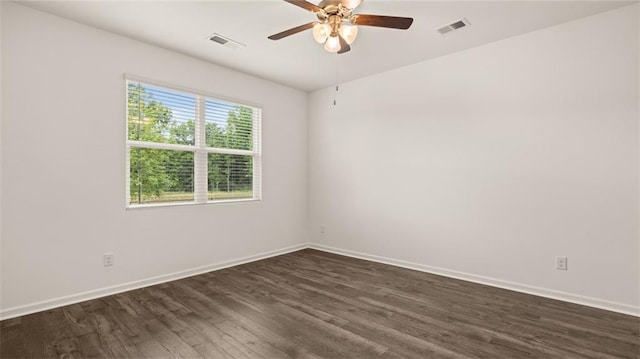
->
(143, 83), (240, 134)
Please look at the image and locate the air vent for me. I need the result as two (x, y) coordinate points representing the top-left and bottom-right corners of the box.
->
(437, 18), (470, 35)
(210, 35), (228, 45)
(209, 33), (246, 50)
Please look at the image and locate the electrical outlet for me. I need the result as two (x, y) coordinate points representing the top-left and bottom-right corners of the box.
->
(320, 225), (326, 234)
(555, 256), (568, 270)
(104, 253), (114, 267)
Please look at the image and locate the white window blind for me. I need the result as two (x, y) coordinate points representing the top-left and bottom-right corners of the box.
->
(126, 78), (261, 207)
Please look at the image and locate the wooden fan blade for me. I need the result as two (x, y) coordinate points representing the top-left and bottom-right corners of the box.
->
(350, 14), (414, 29)
(268, 22), (315, 40)
(341, 0), (363, 10)
(337, 35), (351, 54)
(284, 0), (322, 13)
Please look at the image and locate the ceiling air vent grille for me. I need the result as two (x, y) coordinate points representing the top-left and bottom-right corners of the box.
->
(437, 18), (470, 35)
(209, 33), (246, 50)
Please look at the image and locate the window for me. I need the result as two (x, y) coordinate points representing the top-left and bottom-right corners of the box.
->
(126, 78), (261, 207)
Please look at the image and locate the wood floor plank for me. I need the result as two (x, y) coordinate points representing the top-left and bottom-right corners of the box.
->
(105, 296), (181, 358)
(39, 309), (84, 358)
(169, 281), (322, 358)
(1, 249), (638, 359)
(20, 311), (52, 358)
(0, 318), (24, 359)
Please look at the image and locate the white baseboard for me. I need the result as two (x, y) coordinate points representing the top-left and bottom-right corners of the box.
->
(0, 243), (309, 321)
(309, 243), (640, 317)
(2, 242), (638, 320)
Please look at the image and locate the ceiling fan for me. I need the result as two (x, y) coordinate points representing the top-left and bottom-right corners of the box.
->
(268, 0), (414, 54)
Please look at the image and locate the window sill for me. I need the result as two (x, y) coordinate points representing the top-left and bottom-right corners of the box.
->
(126, 198), (261, 210)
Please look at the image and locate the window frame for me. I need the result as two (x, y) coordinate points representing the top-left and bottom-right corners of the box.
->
(125, 75), (262, 208)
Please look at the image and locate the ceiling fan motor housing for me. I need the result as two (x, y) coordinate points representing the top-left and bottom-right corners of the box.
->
(316, 1), (353, 23)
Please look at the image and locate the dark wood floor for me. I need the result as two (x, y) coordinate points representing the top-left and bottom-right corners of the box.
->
(1, 249), (638, 358)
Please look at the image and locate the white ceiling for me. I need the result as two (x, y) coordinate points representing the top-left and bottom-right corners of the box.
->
(18, 0), (635, 92)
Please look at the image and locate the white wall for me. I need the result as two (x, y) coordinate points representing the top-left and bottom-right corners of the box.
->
(0, 2), (308, 317)
(309, 5), (640, 315)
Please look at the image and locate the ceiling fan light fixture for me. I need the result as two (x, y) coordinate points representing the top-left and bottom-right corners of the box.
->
(312, 22), (332, 43)
(324, 35), (341, 52)
(268, 0), (414, 55)
(338, 24), (358, 44)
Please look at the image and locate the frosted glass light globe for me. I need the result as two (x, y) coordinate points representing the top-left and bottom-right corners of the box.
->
(339, 25), (358, 44)
(324, 35), (340, 52)
(313, 23), (331, 43)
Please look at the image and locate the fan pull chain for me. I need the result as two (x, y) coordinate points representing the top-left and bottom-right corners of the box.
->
(333, 56), (339, 106)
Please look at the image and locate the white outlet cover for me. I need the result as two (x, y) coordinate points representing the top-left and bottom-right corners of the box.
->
(555, 256), (568, 270)
(104, 253), (114, 267)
